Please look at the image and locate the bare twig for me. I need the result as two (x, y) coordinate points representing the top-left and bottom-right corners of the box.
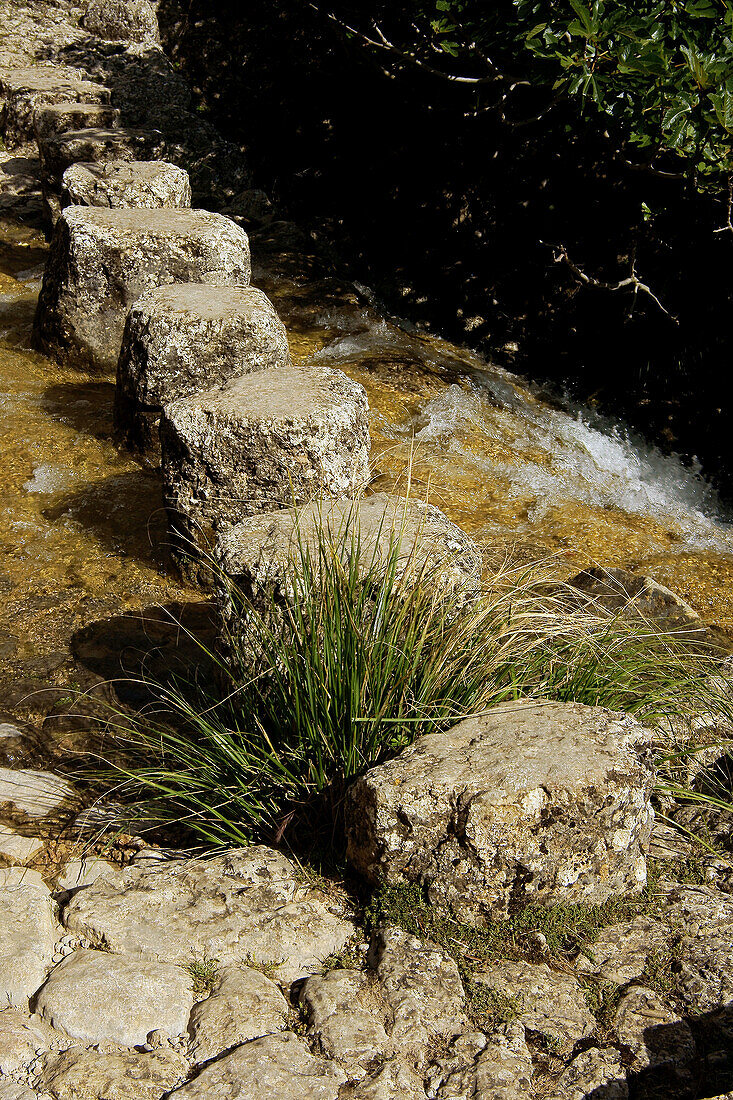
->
(713, 176), (733, 234)
(548, 243), (679, 323)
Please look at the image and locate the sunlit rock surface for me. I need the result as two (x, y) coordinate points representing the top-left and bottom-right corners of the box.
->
(61, 159), (191, 212)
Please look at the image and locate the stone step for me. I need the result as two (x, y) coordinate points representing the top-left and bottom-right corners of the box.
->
(61, 159), (192, 214)
(159, 363), (370, 563)
(33, 101), (121, 142)
(82, 0), (160, 47)
(115, 283), (290, 455)
(0, 67), (111, 149)
(214, 491), (483, 629)
(32, 206), (251, 373)
(37, 126), (166, 222)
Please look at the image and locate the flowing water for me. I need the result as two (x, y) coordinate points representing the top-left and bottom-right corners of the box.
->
(1, 210), (733, 728)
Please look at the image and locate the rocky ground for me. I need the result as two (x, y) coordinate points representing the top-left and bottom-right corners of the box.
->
(2, 3), (733, 1099)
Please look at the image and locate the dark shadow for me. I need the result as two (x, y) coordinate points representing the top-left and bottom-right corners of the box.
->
(71, 600), (218, 708)
(41, 381), (116, 441)
(41, 467), (167, 566)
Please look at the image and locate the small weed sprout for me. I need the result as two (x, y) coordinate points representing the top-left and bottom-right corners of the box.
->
(186, 954), (221, 996)
(241, 953), (283, 980)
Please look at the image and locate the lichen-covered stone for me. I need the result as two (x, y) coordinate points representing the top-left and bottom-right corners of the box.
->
(475, 961), (594, 1055)
(160, 364), (369, 557)
(613, 987), (695, 1072)
(34, 949), (194, 1046)
(33, 206), (250, 372)
(575, 916), (672, 985)
(81, 0), (160, 45)
(62, 846), (356, 985)
(346, 1060), (426, 1099)
(33, 101), (120, 141)
(0, 876), (58, 1006)
(187, 965), (289, 1064)
(345, 701), (654, 921)
(61, 159), (192, 212)
(115, 284), (289, 454)
(552, 1047), (629, 1100)
(38, 127), (166, 222)
(169, 1032), (347, 1099)
(300, 969), (390, 1072)
(214, 492), (481, 622)
(39, 1046), (188, 1100)
(435, 1024), (533, 1100)
(0, 68), (111, 149)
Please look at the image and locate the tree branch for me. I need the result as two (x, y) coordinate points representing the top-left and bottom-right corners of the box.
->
(548, 243), (679, 323)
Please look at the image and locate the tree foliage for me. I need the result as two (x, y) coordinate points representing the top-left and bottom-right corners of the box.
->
(324, 0), (733, 198)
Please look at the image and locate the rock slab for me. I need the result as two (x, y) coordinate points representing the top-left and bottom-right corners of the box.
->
(346, 701), (655, 921)
(61, 159), (192, 212)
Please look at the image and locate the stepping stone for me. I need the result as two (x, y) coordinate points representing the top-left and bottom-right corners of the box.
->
(32, 206), (251, 372)
(0, 767), (75, 819)
(33, 101), (121, 141)
(115, 283), (290, 454)
(34, 949), (194, 1046)
(159, 363), (369, 560)
(0, 874), (57, 1006)
(38, 127), (166, 222)
(61, 159), (191, 213)
(0, 67), (111, 149)
(214, 493), (482, 645)
(82, 0), (160, 46)
(345, 701), (655, 922)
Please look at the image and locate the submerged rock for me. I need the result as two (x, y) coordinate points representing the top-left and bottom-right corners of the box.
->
(345, 701), (655, 921)
(115, 283), (289, 454)
(570, 566), (705, 635)
(32, 206), (250, 372)
(160, 363), (369, 560)
(0, 67), (111, 149)
(61, 159), (192, 212)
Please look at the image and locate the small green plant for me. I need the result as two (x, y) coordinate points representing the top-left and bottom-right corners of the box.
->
(464, 981), (523, 1031)
(186, 954), (221, 996)
(241, 953), (283, 980)
(321, 938), (366, 973)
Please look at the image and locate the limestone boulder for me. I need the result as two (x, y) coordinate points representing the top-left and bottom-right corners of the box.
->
(0, 767), (75, 819)
(160, 364), (369, 557)
(552, 1047), (628, 1100)
(82, 0), (161, 45)
(169, 1032), (347, 1099)
(0, 825), (44, 864)
(39, 1046), (188, 1100)
(34, 102), (120, 141)
(347, 1060), (426, 1099)
(215, 492), (481, 621)
(38, 127), (166, 222)
(0, 68), (111, 149)
(62, 846), (356, 985)
(0, 1008), (59, 1076)
(433, 1024), (533, 1100)
(0, 875), (58, 1006)
(300, 969), (391, 1072)
(61, 159), (192, 212)
(345, 701), (655, 921)
(115, 284), (289, 454)
(33, 949), (194, 1046)
(613, 987), (695, 1074)
(32, 206), (250, 372)
(187, 965), (289, 1063)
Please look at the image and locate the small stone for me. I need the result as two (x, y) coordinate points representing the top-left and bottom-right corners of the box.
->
(37, 128), (166, 222)
(39, 1045), (187, 1100)
(55, 857), (112, 893)
(0, 876), (58, 1006)
(552, 1047), (628, 1099)
(570, 566), (705, 635)
(33, 206), (251, 372)
(115, 283), (289, 454)
(82, 0), (161, 45)
(160, 363), (369, 557)
(34, 949), (194, 1047)
(61, 159), (192, 212)
(187, 965), (289, 1064)
(168, 1032), (347, 1099)
(374, 925), (466, 1064)
(0, 767), (75, 819)
(575, 917), (672, 985)
(62, 846), (356, 985)
(474, 961), (594, 1055)
(0, 68), (111, 149)
(613, 986), (695, 1072)
(346, 701), (654, 921)
(0, 825), (44, 865)
(34, 102), (120, 141)
(300, 969), (390, 1072)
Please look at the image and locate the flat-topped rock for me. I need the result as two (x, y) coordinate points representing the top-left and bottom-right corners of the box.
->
(33, 206), (251, 372)
(0, 767), (75, 819)
(0, 68), (111, 149)
(39, 1046), (188, 1100)
(115, 283), (289, 454)
(33, 101), (120, 141)
(34, 949), (194, 1047)
(345, 701), (655, 921)
(82, 0), (161, 46)
(0, 825), (44, 865)
(62, 846), (356, 986)
(61, 159), (192, 212)
(160, 363), (369, 558)
(38, 127), (166, 222)
(0, 876), (58, 1006)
